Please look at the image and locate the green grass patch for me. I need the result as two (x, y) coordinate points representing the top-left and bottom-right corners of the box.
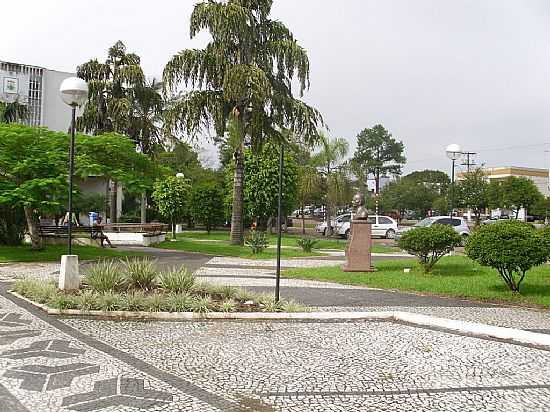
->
(284, 256), (550, 308)
(158, 238), (322, 259)
(0, 245), (143, 263)
(171, 230), (400, 255)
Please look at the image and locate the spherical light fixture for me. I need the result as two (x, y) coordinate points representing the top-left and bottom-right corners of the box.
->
(446, 143), (462, 161)
(59, 77), (88, 107)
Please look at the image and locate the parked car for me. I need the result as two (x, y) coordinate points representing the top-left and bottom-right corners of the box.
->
(316, 214), (350, 236)
(481, 215), (511, 225)
(395, 216), (470, 240)
(337, 215), (398, 239)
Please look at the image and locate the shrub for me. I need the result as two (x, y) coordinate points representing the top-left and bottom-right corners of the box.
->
(159, 267), (195, 293)
(166, 293), (193, 312)
(123, 258), (158, 291)
(85, 260), (125, 292)
(466, 221), (548, 292)
(398, 224), (462, 273)
(96, 292), (120, 311)
(245, 229), (269, 254)
(219, 299), (237, 312)
(49, 293), (78, 310)
(144, 292), (168, 312)
(74, 290), (98, 311)
(296, 237), (318, 253)
(190, 296), (213, 313)
(120, 291), (147, 311)
(13, 279), (57, 304)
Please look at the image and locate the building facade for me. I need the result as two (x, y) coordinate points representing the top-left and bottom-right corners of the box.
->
(0, 60), (74, 132)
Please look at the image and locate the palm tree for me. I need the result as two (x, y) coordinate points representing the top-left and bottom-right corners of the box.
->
(311, 132), (349, 236)
(163, 0), (323, 245)
(0, 100), (28, 124)
(77, 40), (145, 222)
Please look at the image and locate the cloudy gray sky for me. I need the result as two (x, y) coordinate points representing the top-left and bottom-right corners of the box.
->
(3, 0), (550, 174)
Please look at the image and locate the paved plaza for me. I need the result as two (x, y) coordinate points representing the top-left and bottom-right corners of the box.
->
(0, 250), (549, 411)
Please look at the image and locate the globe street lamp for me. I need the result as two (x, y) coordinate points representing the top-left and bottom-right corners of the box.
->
(58, 77), (88, 290)
(446, 143), (462, 219)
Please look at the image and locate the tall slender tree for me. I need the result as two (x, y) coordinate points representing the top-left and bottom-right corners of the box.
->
(77, 40), (145, 222)
(311, 132), (349, 236)
(352, 124), (406, 194)
(163, 0), (323, 245)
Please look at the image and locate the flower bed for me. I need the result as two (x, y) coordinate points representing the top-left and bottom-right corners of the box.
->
(12, 258), (307, 314)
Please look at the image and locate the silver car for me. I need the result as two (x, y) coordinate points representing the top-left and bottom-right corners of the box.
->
(395, 216), (470, 240)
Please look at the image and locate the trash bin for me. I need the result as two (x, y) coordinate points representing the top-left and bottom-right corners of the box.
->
(89, 212), (98, 226)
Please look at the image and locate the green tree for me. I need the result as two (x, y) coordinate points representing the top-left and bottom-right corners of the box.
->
(404, 170), (449, 193)
(225, 142), (299, 230)
(311, 132), (349, 236)
(489, 177), (543, 219)
(352, 124), (406, 194)
(77, 40), (145, 222)
(456, 168), (489, 225)
(163, 0), (323, 245)
(466, 221), (548, 292)
(190, 182), (224, 233)
(0, 124), (155, 250)
(379, 179), (438, 218)
(0, 100), (28, 124)
(152, 176), (190, 239)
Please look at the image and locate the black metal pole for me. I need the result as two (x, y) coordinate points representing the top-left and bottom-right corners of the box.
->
(275, 144), (284, 302)
(450, 158), (455, 219)
(67, 106), (76, 255)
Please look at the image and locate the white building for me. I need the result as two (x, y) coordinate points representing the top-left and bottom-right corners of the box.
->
(0, 61), (74, 132)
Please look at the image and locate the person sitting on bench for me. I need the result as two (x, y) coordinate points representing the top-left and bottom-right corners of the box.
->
(91, 216), (114, 248)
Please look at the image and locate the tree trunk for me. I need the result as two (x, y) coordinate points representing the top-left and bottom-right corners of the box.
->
(110, 180), (118, 224)
(230, 146), (245, 245)
(172, 219), (176, 240)
(375, 169), (380, 195)
(267, 216), (274, 234)
(24, 206), (42, 250)
(140, 192), (147, 224)
(301, 205), (306, 235)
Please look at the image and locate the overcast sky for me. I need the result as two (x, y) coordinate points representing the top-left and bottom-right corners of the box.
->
(3, 0), (550, 175)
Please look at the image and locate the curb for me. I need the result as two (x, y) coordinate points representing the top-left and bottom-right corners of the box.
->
(9, 292), (550, 349)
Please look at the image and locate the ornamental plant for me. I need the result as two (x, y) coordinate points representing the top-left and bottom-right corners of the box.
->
(397, 224), (462, 273)
(152, 175), (190, 239)
(245, 229), (269, 254)
(466, 221), (549, 292)
(296, 237), (318, 253)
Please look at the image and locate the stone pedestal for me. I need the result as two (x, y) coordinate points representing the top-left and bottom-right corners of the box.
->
(342, 220), (375, 272)
(59, 255), (80, 290)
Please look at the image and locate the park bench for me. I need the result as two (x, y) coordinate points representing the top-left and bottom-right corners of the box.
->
(39, 225), (95, 239)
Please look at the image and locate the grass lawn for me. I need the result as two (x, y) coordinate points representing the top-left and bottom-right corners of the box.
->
(158, 238), (322, 259)
(0, 245), (143, 263)
(284, 256), (550, 309)
(172, 230), (400, 255)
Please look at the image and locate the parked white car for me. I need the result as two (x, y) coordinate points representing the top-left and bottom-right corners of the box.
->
(315, 214), (351, 236)
(336, 215), (398, 239)
(395, 216), (471, 240)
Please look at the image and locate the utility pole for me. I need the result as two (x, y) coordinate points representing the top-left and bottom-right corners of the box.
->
(461, 151), (477, 172)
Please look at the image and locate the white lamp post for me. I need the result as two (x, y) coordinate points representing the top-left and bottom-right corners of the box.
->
(446, 144), (462, 218)
(58, 77), (88, 290)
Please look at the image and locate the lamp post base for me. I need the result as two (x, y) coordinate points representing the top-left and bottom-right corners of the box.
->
(59, 255), (80, 290)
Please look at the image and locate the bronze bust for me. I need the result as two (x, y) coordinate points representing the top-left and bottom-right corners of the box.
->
(352, 192), (368, 220)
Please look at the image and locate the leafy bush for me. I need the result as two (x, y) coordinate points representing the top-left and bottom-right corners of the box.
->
(398, 224), (462, 273)
(245, 229), (269, 254)
(49, 293), (78, 310)
(120, 291), (147, 311)
(296, 237), (318, 252)
(85, 260), (125, 292)
(159, 267), (195, 293)
(13, 279), (57, 304)
(190, 182), (224, 233)
(123, 258), (158, 291)
(144, 293), (168, 312)
(466, 221), (548, 292)
(219, 299), (237, 312)
(96, 292), (120, 311)
(190, 296), (213, 313)
(74, 290), (99, 311)
(166, 293), (193, 312)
